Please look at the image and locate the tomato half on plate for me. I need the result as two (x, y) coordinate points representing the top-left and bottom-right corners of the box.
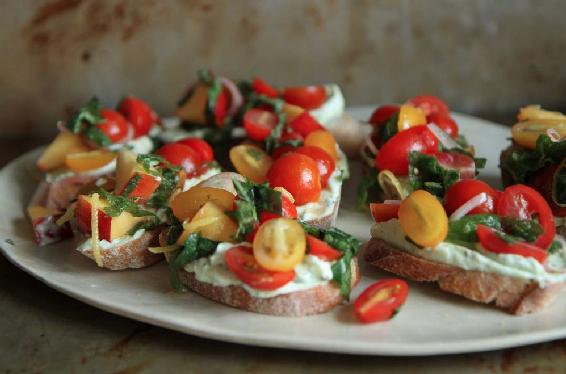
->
(97, 109), (130, 143)
(252, 77), (279, 98)
(306, 235), (342, 261)
(118, 96), (157, 137)
(353, 279), (409, 323)
(496, 184), (556, 249)
(408, 95), (450, 117)
(288, 112), (324, 137)
(427, 112), (459, 138)
(293, 146), (335, 188)
(225, 246), (295, 290)
(444, 179), (498, 215)
(282, 86), (327, 110)
(156, 143), (203, 176)
(368, 104), (400, 126)
(176, 137), (214, 163)
(435, 152), (476, 180)
(476, 225), (548, 264)
(243, 108), (278, 142)
(369, 203), (400, 222)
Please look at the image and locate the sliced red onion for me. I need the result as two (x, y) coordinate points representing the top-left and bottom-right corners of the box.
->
(384, 199), (401, 205)
(365, 136), (378, 156)
(220, 77), (243, 117)
(449, 193), (487, 221)
(427, 123), (460, 150)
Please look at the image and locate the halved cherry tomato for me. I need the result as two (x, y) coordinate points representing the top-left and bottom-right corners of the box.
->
(176, 137), (214, 163)
(511, 120), (566, 150)
(304, 130), (338, 160)
(375, 125), (439, 176)
(444, 180), (498, 215)
(118, 96), (158, 137)
(408, 95), (450, 117)
(288, 112), (324, 137)
(370, 203), (400, 223)
(259, 196), (298, 222)
(496, 185), (556, 249)
(267, 153), (321, 205)
(214, 87), (230, 127)
(282, 86), (326, 110)
(98, 109), (130, 143)
(476, 225), (547, 264)
(252, 77), (279, 98)
(528, 164), (566, 217)
(229, 144), (273, 183)
(243, 108), (278, 142)
(369, 104), (400, 126)
(271, 145), (296, 159)
(399, 190), (448, 248)
(435, 152), (476, 179)
(156, 143), (203, 176)
(225, 246), (295, 290)
(306, 235), (342, 261)
(353, 279), (409, 323)
(253, 218), (306, 271)
(293, 146), (335, 188)
(427, 113), (459, 138)
(280, 129), (304, 143)
(397, 104), (426, 132)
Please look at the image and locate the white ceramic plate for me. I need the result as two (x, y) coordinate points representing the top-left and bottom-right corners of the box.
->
(1, 108), (565, 356)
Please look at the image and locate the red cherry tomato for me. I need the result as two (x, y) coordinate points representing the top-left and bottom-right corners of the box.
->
(408, 95), (450, 117)
(427, 113), (459, 138)
(225, 246), (295, 290)
(214, 87), (230, 127)
(374, 125), (439, 176)
(476, 225), (548, 264)
(156, 143), (203, 176)
(369, 104), (400, 126)
(444, 180), (498, 215)
(435, 152), (476, 179)
(293, 146), (335, 188)
(242, 108), (278, 142)
(259, 196), (298, 222)
(353, 279), (409, 323)
(118, 96), (157, 137)
(496, 185), (556, 249)
(176, 137), (214, 163)
(370, 203), (400, 222)
(271, 145), (296, 159)
(306, 235), (342, 261)
(288, 112), (324, 137)
(267, 153), (321, 206)
(280, 129), (304, 143)
(528, 164), (566, 218)
(252, 77), (279, 98)
(97, 109), (130, 143)
(282, 86), (327, 110)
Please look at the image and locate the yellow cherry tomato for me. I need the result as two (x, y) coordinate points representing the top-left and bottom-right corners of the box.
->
(282, 103), (305, 123)
(397, 104), (426, 132)
(517, 105), (566, 122)
(398, 190), (448, 248)
(304, 130), (338, 160)
(229, 144), (273, 183)
(177, 202), (237, 244)
(253, 217), (306, 271)
(511, 120), (566, 149)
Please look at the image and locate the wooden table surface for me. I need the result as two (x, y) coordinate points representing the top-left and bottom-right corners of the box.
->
(1, 138), (565, 374)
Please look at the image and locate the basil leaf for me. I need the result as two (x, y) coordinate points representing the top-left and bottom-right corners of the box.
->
(408, 152), (460, 197)
(501, 217), (543, 243)
(148, 168), (180, 209)
(446, 214), (502, 243)
(83, 125), (112, 147)
(378, 112), (399, 147)
(169, 233), (219, 291)
(127, 217), (160, 235)
(96, 189), (157, 218)
(122, 174), (141, 197)
(552, 160), (566, 207)
(331, 252), (353, 299)
(356, 168), (380, 208)
(67, 97), (103, 133)
(549, 240), (563, 254)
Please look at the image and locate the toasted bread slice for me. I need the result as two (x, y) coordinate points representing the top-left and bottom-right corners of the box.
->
(76, 230), (162, 270)
(325, 112), (371, 159)
(178, 257), (360, 316)
(363, 238), (564, 315)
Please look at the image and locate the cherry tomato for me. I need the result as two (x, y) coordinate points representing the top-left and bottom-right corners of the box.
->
(225, 246), (295, 290)
(267, 153), (321, 206)
(444, 180), (498, 215)
(253, 218), (306, 271)
(528, 164), (566, 217)
(374, 125), (439, 176)
(259, 196), (298, 222)
(156, 143), (203, 176)
(399, 190), (448, 248)
(280, 129), (304, 143)
(252, 77), (279, 98)
(397, 104), (426, 132)
(229, 144), (273, 183)
(288, 112), (324, 137)
(408, 95), (450, 117)
(496, 185), (556, 249)
(370, 203), (400, 222)
(176, 137), (214, 163)
(243, 108), (278, 142)
(282, 86), (327, 110)
(369, 104), (400, 126)
(435, 152), (476, 179)
(306, 235), (342, 261)
(304, 130), (338, 160)
(271, 145), (296, 159)
(427, 113), (459, 138)
(511, 120), (566, 150)
(118, 96), (158, 137)
(476, 225), (547, 264)
(97, 109), (130, 143)
(353, 279), (409, 323)
(214, 87), (230, 127)
(293, 146), (335, 188)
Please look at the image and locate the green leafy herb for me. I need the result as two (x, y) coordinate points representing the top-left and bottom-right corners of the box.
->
(356, 168), (380, 208)
(549, 240), (563, 254)
(378, 112), (399, 147)
(137, 154), (164, 174)
(96, 189), (156, 218)
(148, 168), (180, 209)
(446, 214), (502, 244)
(66, 97), (111, 147)
(552, 160), (566, 207)
(122, 174), (141, 197)
(127, 217), (160, 235)
(169, 233), (219, 291)
(408, 152), (460, 197)
(4, 239), (14, 246)
(501, 217), (543, 243)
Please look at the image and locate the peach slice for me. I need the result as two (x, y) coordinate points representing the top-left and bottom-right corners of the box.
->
(176, 201), (237, 244)
(65, 150), (116, 173)
(76, 195), (144, 241)
(114, 150), (161, 203)
(37, 132), (90, 172)
(176, 83), (208, 125)
(171, 186), (235, 222)
(27, 205), (61, 220)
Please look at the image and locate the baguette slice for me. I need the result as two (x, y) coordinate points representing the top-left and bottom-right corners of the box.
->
(178, 257), (360, 316)
(363, 238), (564, 315)
(76, 230), (162, 270)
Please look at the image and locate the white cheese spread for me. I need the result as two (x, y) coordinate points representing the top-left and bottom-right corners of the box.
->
(76, 229), (146, 253)
(182, 167), (222, 191)
(309, 84), (346, 126)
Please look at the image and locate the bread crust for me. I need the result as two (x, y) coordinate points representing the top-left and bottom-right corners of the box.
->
(178, 257), (360, 316)
(76, 230), (162, 270)
(363, 238), (564, 315)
